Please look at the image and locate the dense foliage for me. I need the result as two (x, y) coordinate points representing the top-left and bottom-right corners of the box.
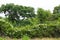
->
(0, 3), (60, 38)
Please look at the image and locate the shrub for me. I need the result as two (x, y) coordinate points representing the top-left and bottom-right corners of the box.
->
(0, 37), (6, 40)
(0, 18), (60, 38)
(22, 35), (30, 40)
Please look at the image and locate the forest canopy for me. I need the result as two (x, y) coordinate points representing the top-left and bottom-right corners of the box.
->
(0, 3), (60, 38)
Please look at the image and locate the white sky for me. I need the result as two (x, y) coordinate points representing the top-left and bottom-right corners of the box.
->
(0, 0), (60, 17)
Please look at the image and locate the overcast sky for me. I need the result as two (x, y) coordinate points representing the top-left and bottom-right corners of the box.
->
(0, 0), (60, 17)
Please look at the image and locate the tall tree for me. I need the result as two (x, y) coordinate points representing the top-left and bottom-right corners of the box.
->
(0, 3), (35, 22)
(37, 8), (51, 23)
(53, 5), (60, 14)
(52, 5), (60, 21)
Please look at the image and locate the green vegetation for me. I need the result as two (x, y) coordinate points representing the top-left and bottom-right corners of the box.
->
(0, 37), (6, 40)
(22, 35), (30, 40)
(0, 3), (60, 39)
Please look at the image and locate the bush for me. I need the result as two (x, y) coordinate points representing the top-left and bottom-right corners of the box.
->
(0, 19), (60, 38)
(0, 37), (6, 40)
(22, 35), (30, 40)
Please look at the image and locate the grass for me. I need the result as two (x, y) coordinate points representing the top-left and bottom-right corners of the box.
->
(31, 38), (60, 40)
(22, 35), (30, 40)
(0, 37), (60, 40)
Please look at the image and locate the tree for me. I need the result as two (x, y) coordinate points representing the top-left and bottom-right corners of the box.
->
(0, 3), (35, 22)
(37, 8), (51, 23)
(53, 5), (60, 14)
(52, 5), (60, 21)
